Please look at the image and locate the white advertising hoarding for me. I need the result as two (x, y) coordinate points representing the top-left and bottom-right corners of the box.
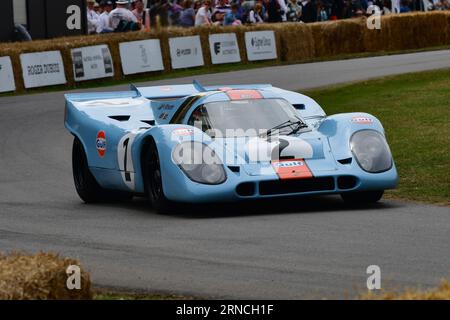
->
(0, 56), (15, 93)
(209, 33), (241, 65)
(71, 45), (114, 81)
(169, 36), (204, 69)
(119, 39), (164, 75)
(20, 51), (66, 88)
(245, 31), (277, 61)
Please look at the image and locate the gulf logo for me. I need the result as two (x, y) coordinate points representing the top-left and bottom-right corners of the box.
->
(272, 160), (304, 168)
(351, 116), (373, 124)
(96, 131), (107, 157)
(271, 158), (313, 180)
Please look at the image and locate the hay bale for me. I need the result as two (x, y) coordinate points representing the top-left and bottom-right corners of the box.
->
(387, 13), (417, 51)
(270, 23), (315, 62)
(363, 14), (392, 52)
(310, 18), (365, 58)
(0, 252), (92, 300)
(364, 12), (449, 53)
(445, 12), (450, 44)
(411, 12), (448, 49)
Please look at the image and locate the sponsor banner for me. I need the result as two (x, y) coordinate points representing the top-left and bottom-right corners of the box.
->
(169, 36), (204, 69)
(119, 39), (164, 75)
(209, 33), (241, 64)
(71, 45), (114, 81)
(0, 56), (15, 93)
(20, 51), (66, 89)
(245, 31), (277, 61)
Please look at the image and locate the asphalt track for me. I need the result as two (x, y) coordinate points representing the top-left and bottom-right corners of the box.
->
(0, 50), (449, 299)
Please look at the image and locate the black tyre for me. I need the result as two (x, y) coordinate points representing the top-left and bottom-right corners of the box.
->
(72, 137), (132, 203)
(341, 190), (384, 204)
(143, 139), (173, 213)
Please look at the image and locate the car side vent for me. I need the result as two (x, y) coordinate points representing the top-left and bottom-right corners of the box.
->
(293, 104), (306, 110)
(141, 120), (155, 126)
(109, 115), (130, 121)
(227, 166), (240, 173)
(337, 157), (352, 165)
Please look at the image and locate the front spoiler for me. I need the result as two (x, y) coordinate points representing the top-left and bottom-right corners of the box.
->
(162, 164), (399, 203)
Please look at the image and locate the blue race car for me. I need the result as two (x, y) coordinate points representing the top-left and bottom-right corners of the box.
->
(65, 81), (398, 212)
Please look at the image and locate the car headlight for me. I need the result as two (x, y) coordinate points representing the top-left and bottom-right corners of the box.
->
(172, 141), (226, 184)
(350, 130), (393, 173)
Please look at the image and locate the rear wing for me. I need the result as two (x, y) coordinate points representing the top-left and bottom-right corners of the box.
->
(64, 90), (156, 135)
(132, 83), (273, 100)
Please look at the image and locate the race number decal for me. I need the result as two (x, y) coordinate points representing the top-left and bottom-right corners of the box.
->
(117, 129), (145, 190)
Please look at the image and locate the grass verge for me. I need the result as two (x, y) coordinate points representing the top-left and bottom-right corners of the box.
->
(304, 68), (450, 205)
(93, 280), (450, 300)
(93, 290), (195, 300)
(359, 280), (450, 300)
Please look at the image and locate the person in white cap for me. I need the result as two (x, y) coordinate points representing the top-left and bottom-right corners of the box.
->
(87, 0), (100, 34)
(109, 0), (141, 31)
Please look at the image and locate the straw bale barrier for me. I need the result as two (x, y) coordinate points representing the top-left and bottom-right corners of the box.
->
(0, 11), (449, 92)
(0, 252), (92, 300)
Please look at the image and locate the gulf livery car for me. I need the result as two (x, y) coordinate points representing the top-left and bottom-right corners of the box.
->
(64, 81), (398, 212)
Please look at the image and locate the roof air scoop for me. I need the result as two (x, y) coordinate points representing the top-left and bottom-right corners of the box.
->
(193, 80), (207, 92)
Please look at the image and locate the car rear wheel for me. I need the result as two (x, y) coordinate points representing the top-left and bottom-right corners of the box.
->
(72, 137), (132, 203)
(143, 139), (173, 213)
(340, 190), (384, 204)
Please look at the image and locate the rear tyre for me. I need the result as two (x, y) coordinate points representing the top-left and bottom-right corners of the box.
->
(72, 137), (132, 203)
(72, 137), (104, 203)
(341, 190), (384, 204)
(143, 139), (173, 213)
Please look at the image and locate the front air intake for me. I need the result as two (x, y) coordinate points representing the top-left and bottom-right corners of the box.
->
(337, 176), (358, 190)
(259, 177), (335, 195)
(236, 182), (256, 196)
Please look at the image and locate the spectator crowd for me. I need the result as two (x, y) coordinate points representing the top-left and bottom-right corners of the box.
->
(87, 0), (450, 33)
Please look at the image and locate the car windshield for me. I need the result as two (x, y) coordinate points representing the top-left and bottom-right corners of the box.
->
(187, 99), (304, 137)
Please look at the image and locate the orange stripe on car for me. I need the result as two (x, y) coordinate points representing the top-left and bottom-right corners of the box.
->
(226, 90), (263, 100)
(271, 158), (313, 180)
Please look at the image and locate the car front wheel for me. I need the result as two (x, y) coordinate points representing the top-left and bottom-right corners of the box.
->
(143, 139), (174, 213)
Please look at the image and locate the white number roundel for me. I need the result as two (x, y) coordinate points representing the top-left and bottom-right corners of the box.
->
(117, 129), (145, 190)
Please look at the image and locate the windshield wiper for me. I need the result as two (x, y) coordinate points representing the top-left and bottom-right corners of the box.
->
(259, 119), (308, 138)
(285, 120), (309, 136)
(259, 120), (291, 138)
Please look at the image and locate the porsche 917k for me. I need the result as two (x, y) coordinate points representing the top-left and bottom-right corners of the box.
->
(64, 81), (398, 212)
